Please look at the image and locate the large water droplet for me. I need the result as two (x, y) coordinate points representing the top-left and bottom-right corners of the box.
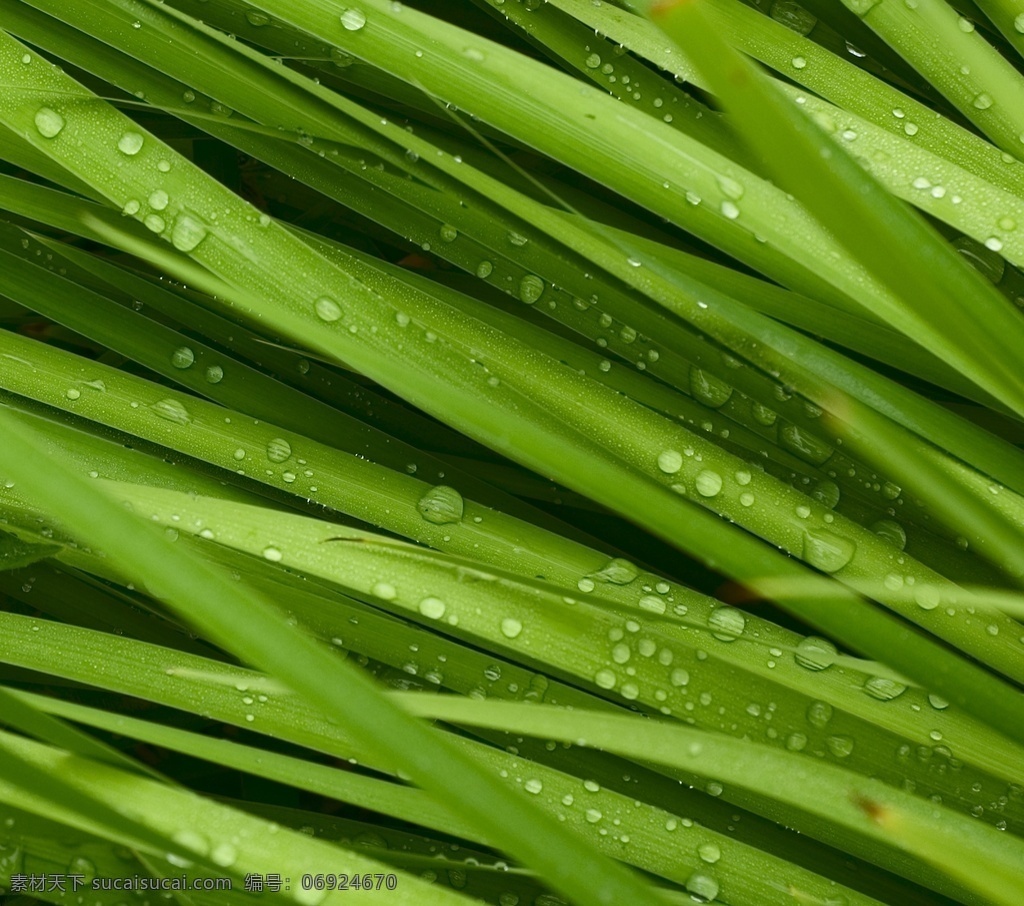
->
(417, 485), (464, 524)
(802, 529), (855, 573)
(171, 346), (195, 369)
(34, 107), (65, 138)
(751, 402), (777, 426)
(418, 597), (446, 619)
(500, 617), (523, 639)
(266, 438), (293, 463)
(150, 398), (191, 424)
(689, 367), (733, 408)
(314, 296), (342, 322)
(871, 519), (906, 550)
(770, 0), (817, 34)
(685, 870), (720, 902)
(171, 213), (208, 252)
(657, 449), (683, 474)
(117, 131), (144, 155)
(780, 423), (834, 464)
(864, 676), (907, 700)
(340, 8), (366, 30)
(795, 636), (837, 671)
(707, 606), (745, 641)
(810, 479), (840, 509)
(588, 557), (639, 585)
(806, 700), (833, 728)
(695, 470), (723, 497)
(518, 274), (544, 304)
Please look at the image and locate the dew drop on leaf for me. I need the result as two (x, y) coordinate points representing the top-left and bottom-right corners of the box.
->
(802, 529), (855, 572)
(34, 108), (64, 138)
(266, 438), (293, 463)
(795, 636), (837, 670)
(117, 131), (144, 155)
(417, 485), (464, 524)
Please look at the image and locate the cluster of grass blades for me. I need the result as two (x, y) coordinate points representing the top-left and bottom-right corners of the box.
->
(0, 0), (1023, 903)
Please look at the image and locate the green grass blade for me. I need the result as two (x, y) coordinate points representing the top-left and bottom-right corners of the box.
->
(0, 399), (668, 905)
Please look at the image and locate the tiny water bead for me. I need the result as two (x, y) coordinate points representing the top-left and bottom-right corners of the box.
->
(171, 346), (195, 369)
(117, 131), (144, 155)
(34, 107), (65, 138)
(314, 296), (343, 322)
(417, 485), (465, 524)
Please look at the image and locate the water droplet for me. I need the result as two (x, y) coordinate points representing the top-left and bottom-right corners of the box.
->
(439, 223), (458, 242)
(210, 842), (237, 867)
(802, 529), (855, 573)
(122, 199), (141, 216)
(314, 296), (342, 322)
(638, 594), (666, 614)
(245, 9), (270, 26)
(973, 93), (993, 110)
(524, 778), (543, 794)
(795, 636), (837, 670)
(864, 676), (907, 700)
(418, 597), (446, 619)
(263, 546), (283, 562)
(695, 470), (723, 497)
(685, 870), (720, 902)
(904, 122), (919, 136)
(791, 56), (807, 69)
(595, 668), (617, 688)
(65, 388), (81, 401)
(117, 131), (144, 155)
(264, 438), (292, 464)
(751, 402), (777, 425)
(786, 732), (807, 751)
(810, 479), (840, 508)
(697, 842), (721, 863)
(171, 346), (195, 369)
(205, 364), (224, 384)
(519, 274), (544, 304)
(780, 423), (833, 464)
(144, 214), (166, 233)
(1016, 12), (1024, 32)
(927, 693), (949, 710)
(739, 491), (754, 506)
(827, 735), (854, 757)
(657, 449), (683, 474)
(171, 213), (208, 252)
(417, 485), (464, 524)
(689, 367), (733, 408)
(476, 260), (493, 278)
(585, 52), (601, 69)
(871, 519), (906, 550)
(914, 585), (941, 610)
(708, 606), (745, 641)
(340, 8), (366, 30)
(150, 398), (191, 424)
(34, 107), (65, 138)
(372, 582), (396, 600)
(148, 189), (169, 211)
(585, 808), (603, 823)
(589, 557), (639, 585)
(500, 617), (523, 639)
(770, 0), (817, 34)
(720, 200), (740, 220)
(807, 700), (833, 728)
